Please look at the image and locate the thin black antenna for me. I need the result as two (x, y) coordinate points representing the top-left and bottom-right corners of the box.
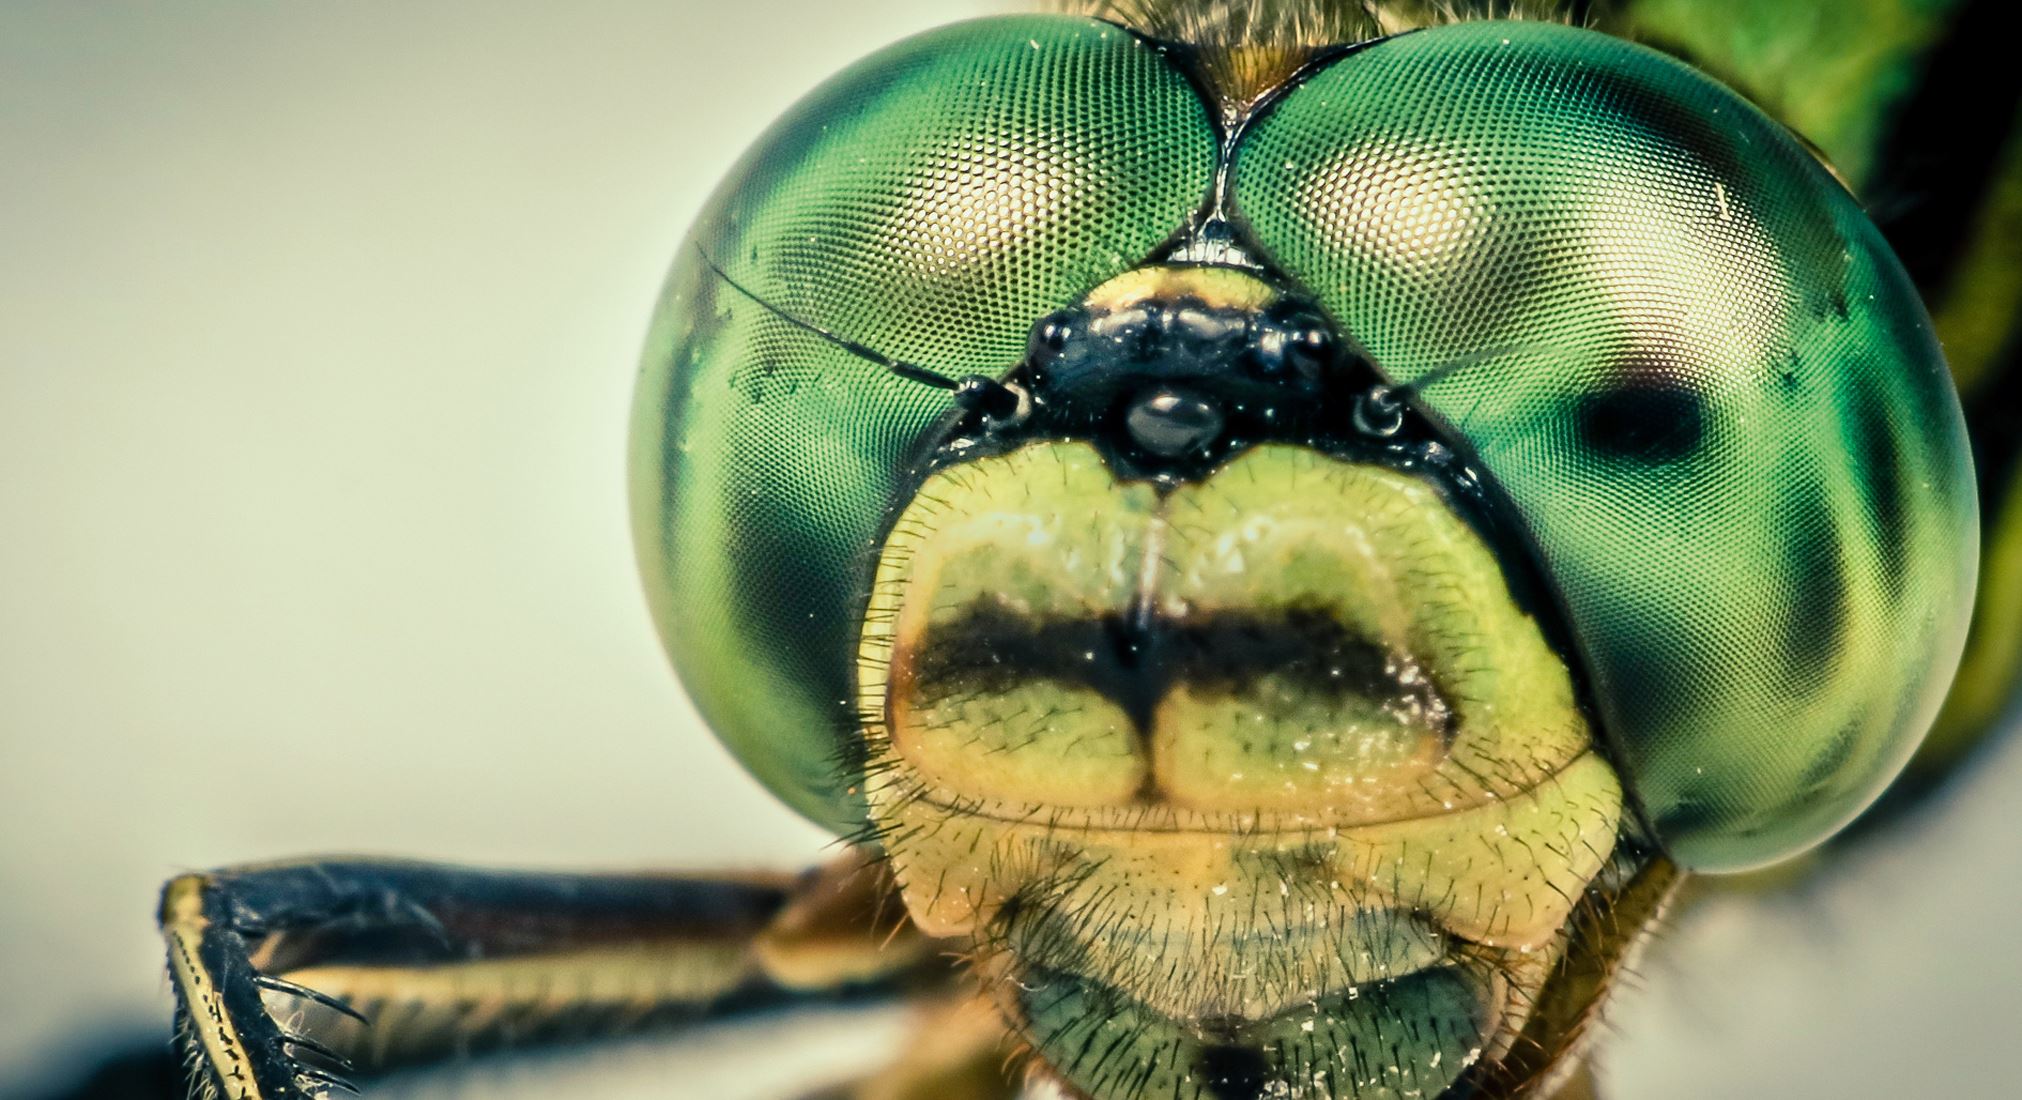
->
(1392, 342), (1564, 398)
(695, 244), (961, 392)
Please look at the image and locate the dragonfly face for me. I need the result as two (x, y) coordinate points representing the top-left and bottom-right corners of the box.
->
(863, 431), (1623, 1097)
(627, 11), (1980, 1099)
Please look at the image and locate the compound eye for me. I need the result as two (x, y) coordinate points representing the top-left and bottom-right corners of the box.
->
(629, 14), (1217, 829)
(1236, 21), (1979, 871)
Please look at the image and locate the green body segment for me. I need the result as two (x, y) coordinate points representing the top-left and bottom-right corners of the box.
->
(1235, 22), (1979, 870)
(628, 15), (1218, 828)
(1605, 0), (1967, 188)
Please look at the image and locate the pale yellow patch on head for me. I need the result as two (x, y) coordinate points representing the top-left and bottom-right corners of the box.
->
(1080, 263), (1282, 314)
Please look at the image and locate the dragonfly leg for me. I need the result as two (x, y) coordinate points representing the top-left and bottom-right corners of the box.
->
(159, 847), (946, 1099)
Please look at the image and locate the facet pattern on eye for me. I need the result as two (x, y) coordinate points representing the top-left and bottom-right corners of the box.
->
(630, 15), (1219, 825)
(702, 15), (1218, 372)
(1236, 21), (1978, 869)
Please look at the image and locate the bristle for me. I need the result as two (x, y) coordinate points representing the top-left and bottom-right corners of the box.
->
(1062, 0), (1591, 44)
(1057, 0), (1598, 116)
(1062, 0), (1379, 51)
(171, 1005), (223, 1100)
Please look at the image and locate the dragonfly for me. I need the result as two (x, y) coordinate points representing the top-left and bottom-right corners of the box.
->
(123, 2), (2022, 1099)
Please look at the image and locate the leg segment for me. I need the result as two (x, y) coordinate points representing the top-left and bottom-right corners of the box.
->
(160, 848), (946, 1099)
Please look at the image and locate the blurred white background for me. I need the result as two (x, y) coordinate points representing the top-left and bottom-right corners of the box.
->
(1, 3), (2016, 1097)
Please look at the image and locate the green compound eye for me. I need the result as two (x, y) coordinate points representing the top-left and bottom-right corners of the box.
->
(629, 16), (1218, 829)
(1235, 22), (1979, 871)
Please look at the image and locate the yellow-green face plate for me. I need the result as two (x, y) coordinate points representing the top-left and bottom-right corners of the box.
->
(860, 443), (1624, 1100)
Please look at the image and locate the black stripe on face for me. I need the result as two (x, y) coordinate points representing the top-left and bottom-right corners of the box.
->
(1772, 468), (1851, 695)
(1195, 1044), (1271, 1100)
(903, 607), (1149, 721)
(905, 602), (1447, 737)
(1846, 372), (1911, 603)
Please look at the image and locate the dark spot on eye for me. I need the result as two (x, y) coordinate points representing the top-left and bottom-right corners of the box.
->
(1196, 1044), (1271, 1100)
(1591, 628), (1684, 738)
(1794, 716), (1863, 797)
(1776, 352), (1803, 392)
(1772, 471), (1850, 694)
(1655, 796), (1728, 845)
(1846, 375), (1910, 602)
(717, 466), (861, 776)
(1573, 379), (1708, 464)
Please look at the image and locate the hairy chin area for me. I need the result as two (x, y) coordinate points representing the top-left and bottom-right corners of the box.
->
(978, 865), (1553, 1100)
(1009, 955), (1495, 1100)
(870, 767), (1627, 1100)
(982, 846), (1679, 1100)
